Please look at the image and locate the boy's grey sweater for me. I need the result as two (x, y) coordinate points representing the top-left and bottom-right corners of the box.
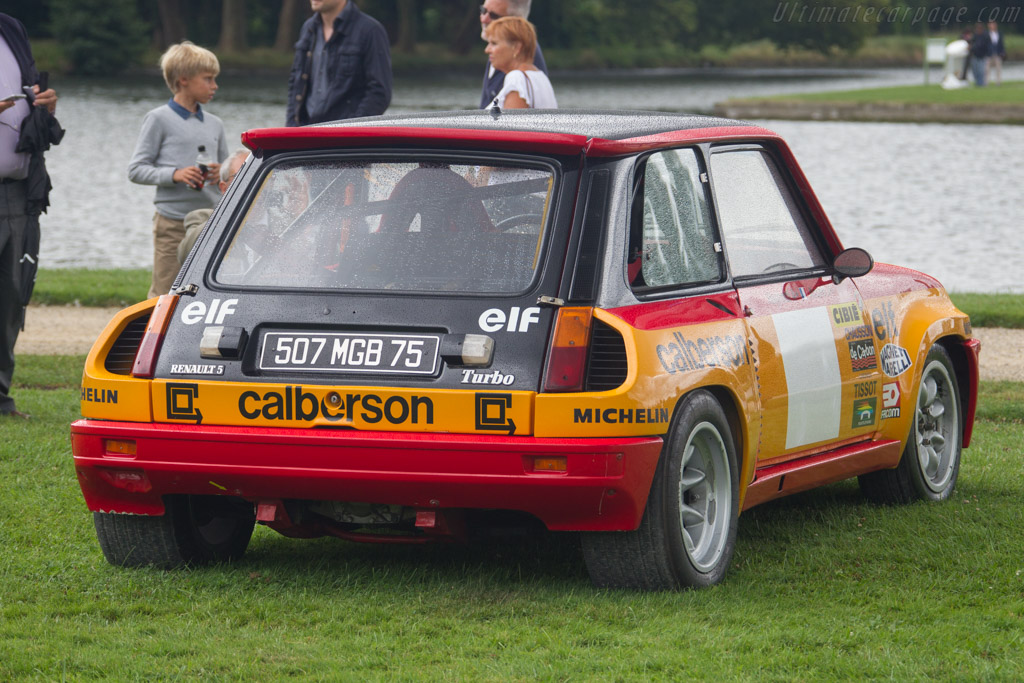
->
(127, 103), (229, 220)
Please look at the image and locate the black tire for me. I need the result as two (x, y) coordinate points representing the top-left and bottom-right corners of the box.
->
(859, 344), (962, 505)
(94, 495), (255, 569)
(582, 391), (740, 590)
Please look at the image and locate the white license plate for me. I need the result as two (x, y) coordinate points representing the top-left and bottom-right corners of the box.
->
(259, 332), (440, 375)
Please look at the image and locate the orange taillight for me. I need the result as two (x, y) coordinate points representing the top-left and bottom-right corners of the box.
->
(542, 307), (593, 392)
(131, 294), (179, 378)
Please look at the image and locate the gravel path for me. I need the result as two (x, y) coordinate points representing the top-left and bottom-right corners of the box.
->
(14, 305), (1024, 382)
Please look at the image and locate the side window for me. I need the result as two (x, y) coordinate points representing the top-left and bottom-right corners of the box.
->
(710, 149), (826, 277)
(629, 148), (721, 291)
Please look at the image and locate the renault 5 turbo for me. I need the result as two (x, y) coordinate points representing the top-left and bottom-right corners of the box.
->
(71, 110), (980, 590)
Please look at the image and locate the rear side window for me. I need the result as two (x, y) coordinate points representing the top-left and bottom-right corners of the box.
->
(215, 159), (555, 293)
(629, 148), (721, 291)
(710, 149), (825, 277)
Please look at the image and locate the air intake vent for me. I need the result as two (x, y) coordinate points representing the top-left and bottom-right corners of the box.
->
(104, 314), (151, 375)
(585, 320), (627, 391)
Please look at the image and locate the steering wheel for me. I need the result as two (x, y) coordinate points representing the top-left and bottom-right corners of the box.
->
(495, 213), (543, 232)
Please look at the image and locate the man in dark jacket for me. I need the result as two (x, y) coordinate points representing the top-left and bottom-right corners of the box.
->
(286, 0), (392, 126)
(0, 13), (59, 419)
(479, 0), (547, 109)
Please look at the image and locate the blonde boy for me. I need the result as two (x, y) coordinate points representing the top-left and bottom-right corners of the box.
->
(128, 42), (229, 298)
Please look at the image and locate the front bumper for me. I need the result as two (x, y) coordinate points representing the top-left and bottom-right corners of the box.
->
(71, 420), (663, 532)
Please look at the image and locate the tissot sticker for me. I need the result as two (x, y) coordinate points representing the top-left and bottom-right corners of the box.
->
(829, 302), (862, 328)
(180, 298), (239, 325)
(237, 386), (434, 425)
(854, 380), (877, 399)
(656, 332), (748, 374)
(475, 393), (516, 434)
(81, 387), (118, 404)
(573, 407), (669, 425)
(461, 369), (515, 385)
(881, 382), (901, 419)
(166, 383), (202, 423)
(848, 339), (878, 372)
(880, 344), (912, 377)
(170, 363), (225, 376)
(478, 307), (541, 333)
(872, 301), (896, 341)
(852, 398), (877, 428)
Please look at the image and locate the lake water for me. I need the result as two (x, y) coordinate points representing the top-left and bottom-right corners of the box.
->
(42, 65), (1024, 293)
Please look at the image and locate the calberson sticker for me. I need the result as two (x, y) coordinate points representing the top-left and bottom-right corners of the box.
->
(238, 386), (434, 425)
(656, 332), (748, 375)
(170, 363), (225, 376)
(880, 344), (912, 377)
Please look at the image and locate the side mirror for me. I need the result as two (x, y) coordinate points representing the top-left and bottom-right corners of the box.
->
(832, 247), (873, 283)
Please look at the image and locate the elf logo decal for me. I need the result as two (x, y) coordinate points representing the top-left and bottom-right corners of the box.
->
(656, 332), (748, 375)
(478, 307), (541, 333)
(830, 302), (862, 328)
(166, 383), (202, 423)
(880, 344), (912, 378)
(848, 339), (878, 372)
(238, 386), (433, 425)
(461, 369), (515, 386)
(573, 407), (669, 425)
(81, 387), (118, 404)
(475, 393), (516, 434)
(872, 301), (896, 341)
(881, 382), (901, 419)
(180, 298), (239, 325)
(852, 398), (876, 428)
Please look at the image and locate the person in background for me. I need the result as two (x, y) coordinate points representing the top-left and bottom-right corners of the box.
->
(986, 20), (1006, 85)
(177, 149), (250, 266)
(479, 0), (547, 108)
(286, 0), (392, 125)
(485, 16), (556, 109)
(128, 42), (228, 299)
(0, 12), (59, 420)
(969, 22), (990, 86)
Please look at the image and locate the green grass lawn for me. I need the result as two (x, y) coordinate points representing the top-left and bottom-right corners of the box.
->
(2, 355), (1023, 679)
(772, 80), (1024, 105)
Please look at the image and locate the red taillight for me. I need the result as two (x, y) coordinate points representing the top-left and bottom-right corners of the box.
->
(542, 307), (593, 392)
(131, 294), (179, 378)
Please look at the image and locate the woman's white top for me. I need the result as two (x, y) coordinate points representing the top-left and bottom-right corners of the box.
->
(492, 69), (558, 109)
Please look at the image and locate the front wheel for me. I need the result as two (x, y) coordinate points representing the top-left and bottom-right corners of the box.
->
(582, 391), (740, 590)
(94, 495), (256, 569)
(859, 344), (962, 504)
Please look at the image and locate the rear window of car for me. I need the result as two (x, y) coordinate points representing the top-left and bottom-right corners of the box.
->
(214, 158), (556, 294)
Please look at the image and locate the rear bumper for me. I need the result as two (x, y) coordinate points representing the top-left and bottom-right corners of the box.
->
(71, 420), (663, 532)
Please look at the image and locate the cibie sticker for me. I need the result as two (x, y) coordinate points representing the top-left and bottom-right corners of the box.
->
(880, 344), (912, 378)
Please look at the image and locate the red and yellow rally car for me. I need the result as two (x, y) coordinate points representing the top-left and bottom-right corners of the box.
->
(72, 111), (979, 589)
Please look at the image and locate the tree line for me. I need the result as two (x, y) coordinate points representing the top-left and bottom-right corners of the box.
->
(8, 0), (1021, 75)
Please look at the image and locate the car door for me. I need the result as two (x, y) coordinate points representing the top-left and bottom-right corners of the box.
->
(709, 145), (882, 464)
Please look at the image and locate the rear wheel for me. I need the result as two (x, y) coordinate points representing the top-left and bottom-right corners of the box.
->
(582, 391), (739, 590)
(94, 495), (255, 569)
(859, 344), (962, 504)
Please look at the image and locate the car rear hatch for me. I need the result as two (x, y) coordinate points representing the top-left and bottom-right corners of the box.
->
(151, 144), (585, 436)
